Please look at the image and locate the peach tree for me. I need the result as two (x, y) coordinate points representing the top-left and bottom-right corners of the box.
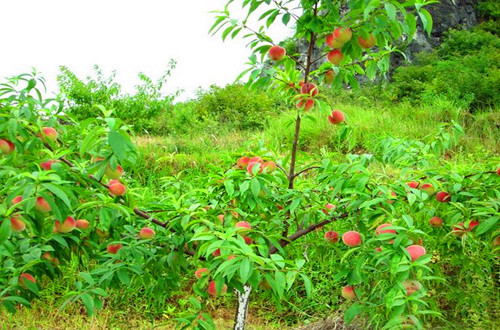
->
(1, 2), (499, 330)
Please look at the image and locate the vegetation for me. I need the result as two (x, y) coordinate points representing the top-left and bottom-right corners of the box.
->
(1, 1), (499, 330)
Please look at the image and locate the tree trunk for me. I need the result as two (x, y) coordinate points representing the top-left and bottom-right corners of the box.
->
(233, 285), (252, 330)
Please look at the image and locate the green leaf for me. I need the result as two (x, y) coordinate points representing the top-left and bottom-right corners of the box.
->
(250, 178), (260, 198)
(42, 183), (72, 209)
(282, 13), (291, 25)
(0, 219), (11, 245)
(418, 9), (433, 36)
(239, 258), (253, 283)
(300, 273), (312, 297)
(475, 217), (498, 235)
(80, 293), (95, 316)
(344, 303), (364, 325)
(108, 130), (135, 162)
(384, 3), (396, 21)
(117, 269), (130, 286)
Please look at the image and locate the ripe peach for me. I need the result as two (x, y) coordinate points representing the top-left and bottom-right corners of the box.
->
(235, 221), (251, 231)
(452, 222), (466, 237)
(322, 203), (336, 214)
(406, 181), (419, 189)
(213, 249), (221, 257)
(58, 216), (76, 233)
(327, 110), (345, 124)
(76, 219), (90, 229)
(436, 191), (451, 203)
(421, 183), (435, 195)
(105, 164), (123, 179)
(341, 285), (356, 300)
(195, 268), (208, 279)
(326, 34), (344, 48)
(19, 273), (36, 288)
(109, 181), (126, 196)
(333, 27), (352, 43)
(10, 216), (26, 232)
(208, 280), (227, 296)
(268, 45), (286, 61)
(497, 167), (500, 175)
(403, 280), (422, 296)
(375, 223), (396, 235)
(327, 49), (343, 65)
(263, 161), (277, 173)
(11, 195), (23, 206)
(324, 231), (339, 243)
(342, 231), (362, 247)
(325, 69), (335, 83)
(236, 156), (250, 169)
(248, 156), (263, 164)
(468, 220), (480, 231)
(35, 197), (51, 213)
(296, 98), (315, 111)
(139, 227), (155, 239)
(358, 34), (375, 48)
(243, 236), (253, 245)
(227, 255), (236, 260)
(301, 82), (318, 96)
(406, 245), (426, 261)
(107, 243), (123, 254)
(41, 127), (58, 141)
(429, 217), (443, 228)
(247, 161), (262, 175)
(388, 191), (397, 204)
(0, 139), (15, 154)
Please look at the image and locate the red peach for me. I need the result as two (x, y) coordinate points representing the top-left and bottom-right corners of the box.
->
(341, 285), (356, 300)
(324, 231), (339, 243)
(327, 49), (343, 65)
(262, 161), (277, 173)
(0, 139), (15, 154)
(35, 197), (51, 213)
(19, 273), (36, 288)
(436, 191), (451, 203)
(328, 110), (345, 124)
(296, 98), (315, 111)
(11, 195), (23, 206)
(268, 45), (286, 61)
(301, 82), (318, 96)
(342, 231), (362, 247)
(247, 161), (263, 175)
(403, 280), (422, 296)
(326, 34), (344, 48)
(213, 249), (221, 257)
(333, 27), (352, 43)
(375, 223), (396, 235)
(208, 280), (227, 296)
(105, 164), (124, 179)
(109, 182), (126, 196)
(10, 216), (26, 232)
(421, 183), (435, 195)
(41, 127), (58, 141)
(107, 243), (123, 254)
(406, 245), (426, 261)
(429, 217), (443, 228)
(406, 181), (419, 189)
(358, 34), (375, 48)
(325, 69), (335, 83)
(58, 216), (76, 233)
(195, 268), (208, 279)
(139, 227), (155, 239)
(236, 156), (250, 169)
(235, 221), (251, 231)
(76, 219), (90, 229)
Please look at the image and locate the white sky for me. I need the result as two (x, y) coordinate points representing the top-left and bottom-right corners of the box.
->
(0, 0), (294, 101)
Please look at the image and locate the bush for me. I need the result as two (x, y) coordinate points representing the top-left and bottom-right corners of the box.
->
(391, 28), (500, 110)
(193, 84), (279, 130)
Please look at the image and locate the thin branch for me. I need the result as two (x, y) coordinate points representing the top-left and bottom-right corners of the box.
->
(292, 165), (320, 179)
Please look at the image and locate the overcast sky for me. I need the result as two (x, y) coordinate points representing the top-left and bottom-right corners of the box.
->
(0, 0), (294, 101)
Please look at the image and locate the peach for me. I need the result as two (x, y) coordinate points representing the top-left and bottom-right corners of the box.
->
(327, 110), (345, 124)
(35, 197), (51, 213)
(268, 45), (286, 61)
(296, 97), (315, 111)
(263, 161), (277, 173)
(324, 231), (339, 243)
(217, 214), (225, 224)
(333, 27), (352, 43)
(374, 246), (383, 253)
(248, 156), (263, 164)
(58, 216), (76, 233)
(301, 82), (318, 96)
(105, 164), (123, 179)
(322, 203), (336, 214)
(406, 245), (426, 261)
(452, 222), (466, 237)
(139, 227), (155, 239)
(213, 249), (221, 257)
(436, 191), (451, 203)
(468, 220), (480, 231)
(208, 280), (227, 296)
(497, 167), (500, 176)
(236, 156), (250, 169)
(325, 69), (335, 83)
(41, 127), (58, 141)
(195, 268), (208, 279)
(327, 49), (343, 65)
(247, 161), (262, 175)
(76, 219), (90, 229)
(403, 280), (421, 296)
(342, 231), (362, 247)
(0, 139), (15, 154)
(19, 273), (36, 288)
(375, 223), (396, 235)
(109, 181), (126, 196)
(388, 191), (397, 204)
(326, 34), (344, 48)
(358, 34), (375, 48)
(11, 195), (23, 206)
(10, 216), (26, 232)
(493, 236), (500, 246)
(421, 183), (435, 195)
(107, 243), (123, 254)
(40, 160), (57, 171)
(406, 181), (419, 189)
(341, 285), (356, 300)
(235, 221), (251, 231)
(227, 255), (236, 260)
(429, 217), (443, 228)
(243, 236), (253, 245)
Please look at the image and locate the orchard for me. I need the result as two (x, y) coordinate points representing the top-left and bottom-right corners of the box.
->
(1, 1), (499, 329)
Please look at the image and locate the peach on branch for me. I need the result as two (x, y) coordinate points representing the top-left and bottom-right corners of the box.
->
(35, 197), (51, 213)
(236, 156), (250, 169)
(40, 160), (57, 171)
(41, 127), (58, 141)
(0, 139), (15, 154)
(248, 156), (263, 164)
(342, 231), (362, 247)
(341, 285), (356, 300)
(324, 231), (339, 243)
(333, 27), (352, 43)
(296, 97), (315, 111)
(11, 195), (23, 206)
(421, 183), (435, 195)
(436, 191), (451, 202)
(19, 273), (36, 288)
(55, 216), (76, 233)
(300, 82), (318, 96)
(107, 243), (123, 254)
(10, 216), (26, 232)
(235, 221), (252, 231)
(105, 164), (124, 179)
(243, 236), (253, 245)
(429, 217), (443, 228)
(327, 110), (345, 125)
(452, 222), (466, 237)
(406, 181), (419, 189)
(406, 245), (426, 261)
(213, 248), (221, 257)
(217, 214), (225, 224)
(262, 161), (277, 173)
(208, 280), (227, 296)
(325, 69), (335, 83)
(247, 161), (263, 175)
(139, 227), (155, 239)
(358, 34), (375, 49)
(327, 49), (343, 65)
(109, 181), (126, 196)
(326, 34), (344, 49)
(467, 220), (480, 232)
(497, 167), (500, 175)
(76, 219), (90, 229)
(195, 268), (209, 279)
(375, 223), (396, 235)
(268, 45), (286, 61)
(322, 203), (335, 214)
